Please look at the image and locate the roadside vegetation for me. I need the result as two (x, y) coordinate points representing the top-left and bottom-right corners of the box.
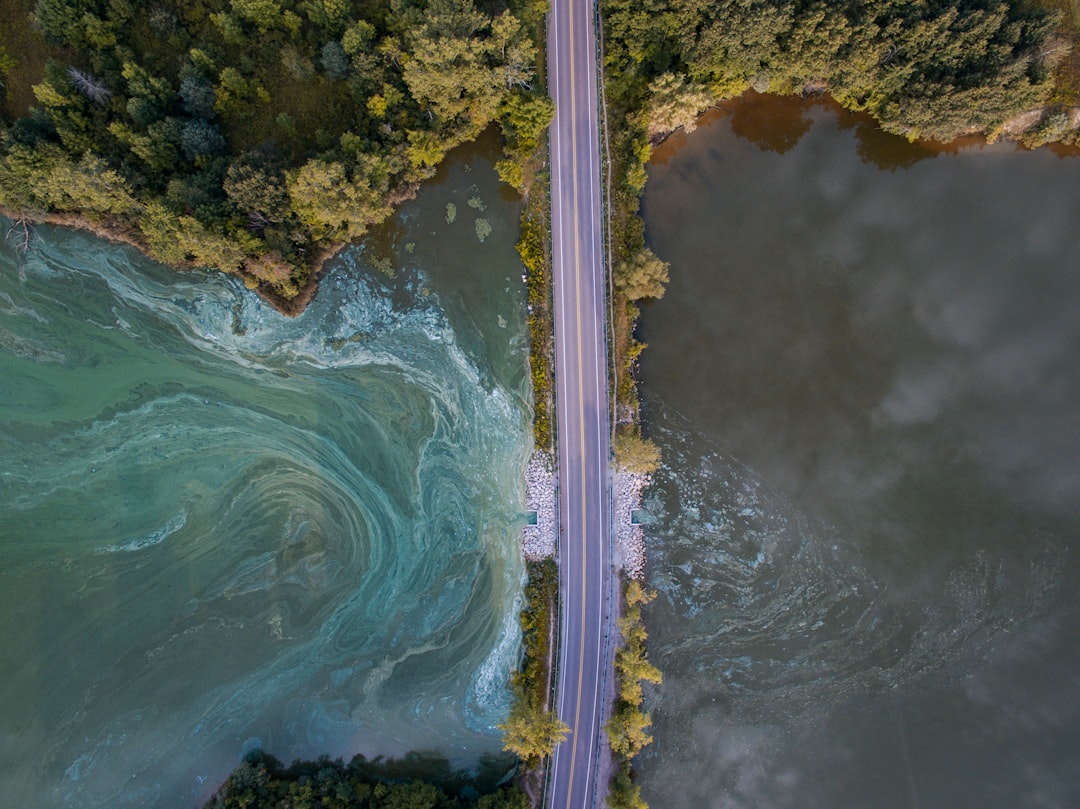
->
(204, 750), (528, 809)
(499, 559), (568, 782)
(604, 580), (662, 809)
(0, 0), (549, 311)
(518, 191), (554, 452)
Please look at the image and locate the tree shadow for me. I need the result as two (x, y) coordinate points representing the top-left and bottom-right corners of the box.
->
(728, 92), (814, 154)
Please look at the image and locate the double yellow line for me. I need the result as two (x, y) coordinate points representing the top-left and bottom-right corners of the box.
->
(563, 0), (591, 803)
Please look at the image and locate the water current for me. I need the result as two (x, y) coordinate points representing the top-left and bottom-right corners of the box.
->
(637, 94), (1080, 808)
(0, 139), (530, 808)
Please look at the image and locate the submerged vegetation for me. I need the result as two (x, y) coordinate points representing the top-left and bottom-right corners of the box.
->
(0, 0), (549, 308)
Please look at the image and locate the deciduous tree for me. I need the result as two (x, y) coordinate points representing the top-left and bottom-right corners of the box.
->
(614, 246), (669, 300)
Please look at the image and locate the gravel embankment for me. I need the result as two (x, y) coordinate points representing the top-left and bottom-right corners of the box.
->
(613, 470), (648, 580)
(521, 450), (557, 560)
(520, 451), (649, 579)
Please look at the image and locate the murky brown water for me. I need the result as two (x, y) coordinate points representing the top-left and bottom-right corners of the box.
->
(636, 94), (1080, 808)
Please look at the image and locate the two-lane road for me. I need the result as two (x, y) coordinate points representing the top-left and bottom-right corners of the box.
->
(547, 0), (611, 806)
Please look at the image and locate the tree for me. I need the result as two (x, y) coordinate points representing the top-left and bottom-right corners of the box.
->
(401, 0), (533, 136)
(287, 156), (391, 241)
(646, 73), (712, 138)
(498, 90), (554, 153)
(110, 117), (185, 172)
(0, 143), (138, 217)
(181, 118), (226, 161)
(180, 76), (216, 118)
(214, 67), (270, 119)
(613, 432), (661, 474)
(494, 158), (524, 190)
(614, 247), (669, 300)
(302, 0), (353, 34)
(499, 702), (570, 763)
(224, 154), (290, 221)
(229, 0), (301, 35)
(608, 765), (649, 809)
(320, 41), (350, 79)
(67, 67), (111, 106)
(605, 702), (654, 759)
(606, 580), (660, 761)
(490, 12), (537, 89)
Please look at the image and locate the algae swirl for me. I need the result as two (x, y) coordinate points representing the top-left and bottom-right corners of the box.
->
(0, 153), (529, 808)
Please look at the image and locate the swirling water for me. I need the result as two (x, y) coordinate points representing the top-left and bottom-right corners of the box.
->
(0, 142), (530, 807)
(637, 97), (1080, 807)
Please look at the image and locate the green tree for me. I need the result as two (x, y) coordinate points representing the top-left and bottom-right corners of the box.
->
(498, 90), (554, 153)
(230, 0), (301, 35)
(224, 154), (290, 221)
(645, 73), (712, 138)
(605, 702), (654, 759)
(301, 0), (353, 34)
(608, 765), (648, 809)
(214, 67), (270, 119)
(613, 433), (661, 474)
(494, 158), (524, 190)
(614, 247), (669, 300)
(180, 76), (217, 118)
(499, 702), (570, 763)
(320, 41), (350, 79)
(404, 31), (500, 132)
(490, 11), (537, 90)
(109, 117), (185, 172)
(181, 118), (227, 161)
(287, 156), (391, 241)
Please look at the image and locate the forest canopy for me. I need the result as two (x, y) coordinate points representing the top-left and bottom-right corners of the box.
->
(603, 0), (1065, 143)
(0, 0), (550, 304)
(204, 750), (529, 809)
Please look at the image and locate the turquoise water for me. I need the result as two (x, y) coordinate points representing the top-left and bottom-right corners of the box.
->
(0, 144), (529, 807)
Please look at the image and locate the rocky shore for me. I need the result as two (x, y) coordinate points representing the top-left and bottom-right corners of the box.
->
(613, 470), (648, 580)
(521, 451), (557, 560)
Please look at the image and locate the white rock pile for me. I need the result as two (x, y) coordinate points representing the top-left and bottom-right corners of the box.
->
(521, 450), (557, 560)
(613, 470), (648, 580)
(519, 451), (650, 577)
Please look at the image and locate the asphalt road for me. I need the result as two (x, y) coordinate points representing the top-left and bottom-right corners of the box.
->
(546, 0), (612, 807)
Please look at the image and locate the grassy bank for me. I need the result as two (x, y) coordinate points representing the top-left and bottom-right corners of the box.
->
(604, 580), (662, 809)
(517, 183), (554, 452)
(499, 559), (567, 801)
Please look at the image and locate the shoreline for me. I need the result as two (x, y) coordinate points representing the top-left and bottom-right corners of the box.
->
(0, 207), (349, 317)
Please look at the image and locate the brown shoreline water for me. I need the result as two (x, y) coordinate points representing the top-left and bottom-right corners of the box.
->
(635, 93), (1080, 808)
(652, 90), (1080, 169)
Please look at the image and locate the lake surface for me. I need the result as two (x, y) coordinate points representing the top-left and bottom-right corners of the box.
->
(0, 140), (529, 808)
(637, 94), (1080, 808)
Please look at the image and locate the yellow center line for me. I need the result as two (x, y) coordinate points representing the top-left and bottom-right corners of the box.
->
(563, 0), (590, 805)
